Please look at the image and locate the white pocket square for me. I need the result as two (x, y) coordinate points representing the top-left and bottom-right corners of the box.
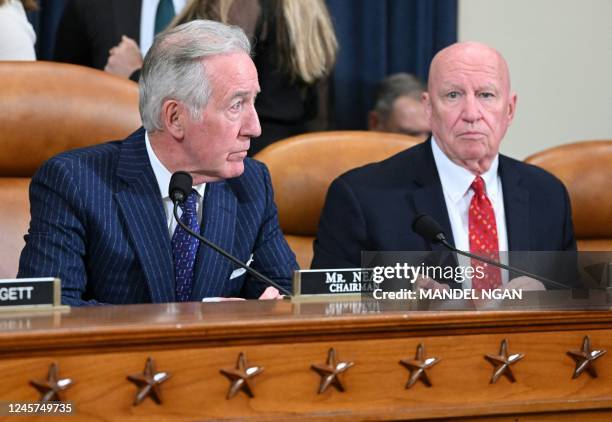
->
(229, 254), (254, 279)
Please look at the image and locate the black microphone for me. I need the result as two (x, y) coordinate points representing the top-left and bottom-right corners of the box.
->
(169, 171), (292, 297)
(169, 171), (192, 203)
(412, 214), (569, 289)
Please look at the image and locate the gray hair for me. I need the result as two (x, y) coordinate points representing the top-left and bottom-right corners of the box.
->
(139, 20), (251, 132)
(373, 73), (426, 120)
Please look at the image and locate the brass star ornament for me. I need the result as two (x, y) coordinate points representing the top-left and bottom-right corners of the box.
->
(30, 362), (74, 402)
(127, 357), (171, 405)
(400, 343), (440, 389)
(567, 335), (607, 379)
(484, 339), (524, 384)
(219, 352), (264, 399)
(311, 348), (354, 394)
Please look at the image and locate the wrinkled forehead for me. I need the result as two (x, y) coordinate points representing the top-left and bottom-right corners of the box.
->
(203, 52), (259, 84)
(429, 43), (511, 91)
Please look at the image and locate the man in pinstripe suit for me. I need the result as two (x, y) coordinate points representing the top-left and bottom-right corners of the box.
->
(18, 20), (297, 306)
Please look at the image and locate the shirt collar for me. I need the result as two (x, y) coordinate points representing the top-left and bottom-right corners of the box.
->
(145, 131), (206, 199)
(431, 136), (500, 202)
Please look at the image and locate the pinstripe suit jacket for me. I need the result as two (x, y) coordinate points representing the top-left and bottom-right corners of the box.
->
(18, 128), (297, 306)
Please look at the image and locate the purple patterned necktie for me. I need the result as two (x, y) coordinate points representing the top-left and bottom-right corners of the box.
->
(172, 190), (199, 302)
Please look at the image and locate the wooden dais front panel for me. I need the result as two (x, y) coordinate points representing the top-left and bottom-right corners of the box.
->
(0, 300), (611, 420)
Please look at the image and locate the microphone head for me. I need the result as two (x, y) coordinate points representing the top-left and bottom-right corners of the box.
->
(169, 171), (193, 203)
(412, 214), (446, 243)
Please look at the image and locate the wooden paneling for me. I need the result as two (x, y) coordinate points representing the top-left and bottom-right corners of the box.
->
(0, 299), (611, 420)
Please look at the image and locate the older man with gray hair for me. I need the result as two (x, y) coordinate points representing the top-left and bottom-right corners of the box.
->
(313, 42), (575, 292)
(18, 20), (297, 305)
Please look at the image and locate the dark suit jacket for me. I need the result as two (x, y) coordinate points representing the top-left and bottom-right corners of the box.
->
(53, 0), (141, 70)
(18, 128), (297, 306)
(312, 139), (576, 270)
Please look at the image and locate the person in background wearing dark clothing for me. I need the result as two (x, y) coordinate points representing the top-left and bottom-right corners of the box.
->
(53, 0), (187, 81)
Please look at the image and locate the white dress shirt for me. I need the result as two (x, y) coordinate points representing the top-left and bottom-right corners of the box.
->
(0, 0), (36, 60)
(146, 133), (250, 301)
(431, 137), (509, 287)
(145, 132), (205, 237)
(139, 0), (187, 57)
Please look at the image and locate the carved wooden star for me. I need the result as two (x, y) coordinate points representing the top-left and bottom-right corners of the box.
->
(311, 348), (354, 394)
(127, 357), (171, 405)
(30, 362), (74, 402)
(484, 339), (524, 384)
(399, 343), (440, 389)
(219, 352), (264, 399)
(567, 335), (607, 379)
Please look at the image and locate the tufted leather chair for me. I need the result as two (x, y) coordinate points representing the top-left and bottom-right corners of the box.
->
(0, 179), (31, 278)
(525, 140), (612, 251)
(254, 131), (420, 268)
(0, 61), (141, 277)
(0, 61), (141, 176)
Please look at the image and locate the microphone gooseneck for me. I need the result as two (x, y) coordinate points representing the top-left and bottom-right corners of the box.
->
(169, 172), (292, 297)
(412, 214), (447, 244)
(412, 214), (569, 289)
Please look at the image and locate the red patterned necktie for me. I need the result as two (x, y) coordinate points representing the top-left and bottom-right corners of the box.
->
(469, 176), (502, 289)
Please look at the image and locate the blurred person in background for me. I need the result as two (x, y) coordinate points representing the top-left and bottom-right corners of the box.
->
(0, 0), (37, 60)
(53, 0), (187, 80)
(368, 73), (430, 139)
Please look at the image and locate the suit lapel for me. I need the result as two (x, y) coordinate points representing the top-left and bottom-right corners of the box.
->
(190, 181), (238, 299)
(114, 128), (175, 302)
(409, 140), (455, 251)
(499, 156), (530, 250)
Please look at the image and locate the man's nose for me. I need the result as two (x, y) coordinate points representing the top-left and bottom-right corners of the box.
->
(242, 104), (261, 138)
(461, 95), (482, 123)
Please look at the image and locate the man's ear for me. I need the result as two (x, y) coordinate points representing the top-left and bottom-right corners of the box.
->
(507, 92), (518, 126)
(161, 100), (186, 139)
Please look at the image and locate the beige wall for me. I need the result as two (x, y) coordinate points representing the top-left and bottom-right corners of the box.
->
(458, 0), (612, 159)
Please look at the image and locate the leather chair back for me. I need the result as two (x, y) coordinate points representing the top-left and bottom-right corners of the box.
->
(0, 61), (141, 176)
(0, 178), (31, 278)
(254, 131), (420, 268)
(0, 61), (140, 277)
(525, 140), (612, 251)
